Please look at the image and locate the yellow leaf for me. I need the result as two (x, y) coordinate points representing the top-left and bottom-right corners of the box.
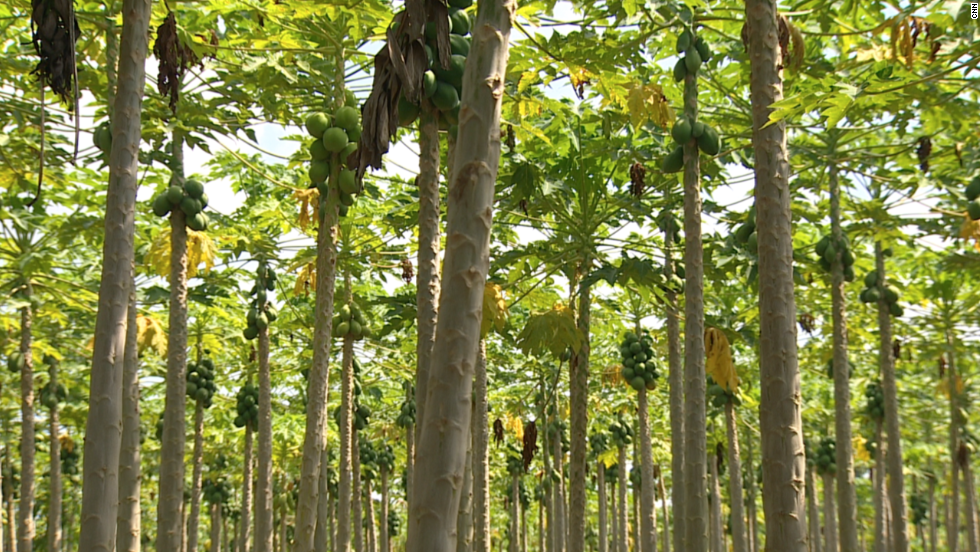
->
(517, 71), (538, 94)
(705, 327), (738, 393)
(939, 374), (965, 398)
(144, 227), (217, 279)
(599, 448), (618, 468)
(854, 435), (871, 463)
(504, 414), (524, 443)
(627, 82), (673, 130)
(481, 283), (507, 337)
(293, 188), (320, 232)
(567, 65), (594, 90)
(294, 262), (317, 296)
(136, 313), (168, 357)
(959, 215), (980, 251)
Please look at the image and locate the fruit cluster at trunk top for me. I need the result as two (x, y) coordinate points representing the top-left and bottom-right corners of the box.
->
(858, 265), (904, 318)
(396, 2), (473, 138)
(243, 261), (278, 341)
(864, 379), (885, 422)
(661, 27), (721, 174)
(707, 380), (740, 408)
(619, 330), (659, 392)
(608, 416), (633, 449)
(305, 91), (362, 218)
(812, 437), (837, 476)
(814, 232), (856, 282)
(234, 383), (260, 430)
(151, 178), (212, 232)
(332, 301), (373, 341)
(186, 353), (218, 408)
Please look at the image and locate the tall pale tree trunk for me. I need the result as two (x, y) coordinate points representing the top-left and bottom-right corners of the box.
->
(617, 447), (627, 552)
(158, 132), (190, 552)
(874, 242), (909, 552)
(405, 0), (513, 548)
(873, 423), (887, 552)
(47, 357), (62, 552)
(117, 291), (141, 552)
(255, 326), (274, 552)
(553, 436), (565, 552)
(365, 477), (377, 552)
(744, 2), (808, 550)
(473, 342), (490, 552)
(658, 466), (670, 552)
(724, 402), (747, 552)
(948, 333), (961, 552)
(509, 475), (519, 552)
(3, 454), (13, 552)
(538, 494), (544, 552)
(337, 324), (356, 552)
(456, 424), (474, 552)
(963, 452), (979, 552)
(806, 463), (821, 552)
(78, 0), (150, 548)
(353, 431), (364, 552)
(210, 503), (222, 552)
(823, 473), (838, 552)
(709, 452), (723, 552)
(188, 401), (206, 552)
(827, 160), (858, 552)
(521, 498), (527, 552)
(663, 242), (684, 552)
(638, 388), (656, 552)
(610, 477), (618, 552)
(598, 461), (607, 552)
(410, 106), (442, 503)
(929, 474), (937, 552)
(569, 283), (591, 552)
(544, 427), (554, 552)
(380, 465), (390, 552)
(294, 81), (343, 549)
(680, 23), (707, 551)
(16, 290), (35, 552)
(240, 424), (254, 552)
(745, 434), (759, 552)
(314, 447), (330, 552)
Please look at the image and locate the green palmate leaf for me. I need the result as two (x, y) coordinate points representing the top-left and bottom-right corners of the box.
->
(516, 303), (584, 358)
(821, 93), (855, 129)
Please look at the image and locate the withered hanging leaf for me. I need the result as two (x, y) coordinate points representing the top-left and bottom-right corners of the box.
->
(153, 12), (200, 112)
(400, 258), (414, 283)
(493, 418), (505, 447)
(892, 339), (901, 360)
(916, 136), (932, 172)
(629, 162), (646, 197)
(522, 420), (538, 473)
(30, 0), (81, 106)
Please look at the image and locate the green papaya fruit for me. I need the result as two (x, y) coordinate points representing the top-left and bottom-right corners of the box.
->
(684, 48), (702, 74)
(966, 177), (980, 201)
(310, 139), (330, 161)
(676, 29), (692, 54)
(309, 161), (330, 184)
(695, 37), (711, 62)
(334, 106), (360, 134)
(672, 58), (687, 82)
(322, 127), (349, 153)
(339, 191), (355, 207)
(969, 200), (980, 221)
(431, 81), (460, 111)
(449, 34), (471, 56)
(152, 194), (173, 217)
(692, 121), (705, 138)
(671, 117), (693, 144)
(305, 113), (331, 138)
(864, 270), (878, 289)
(167, 185), (185, 205)
(423, 70), (438, 99)
(398, 95), (420, 127)
(180, 197), (202, 217)
(815, 235), (830, 257)
(662, 146), (684, 173)
(184, 179), (205, 199)
(884, 286), (900, 304)
(449, 8), (470, 35)
(186, 212), (208, 232)
(696, 125), (721, 156)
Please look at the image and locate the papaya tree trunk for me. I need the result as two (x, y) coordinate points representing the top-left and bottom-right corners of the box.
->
(294, 126), (342, 552)
(16, 288), (34, 552)
(380, 464), (390, 552)
(553, 434), (566, 552)
(240, 423), (254, 552)
(598, 461), (607, 552)
(874, 242), (909, 552)
(473, 341), (490, 552)
(157, 132), (190, 552)
(509, 475), (519, 552)
(679, 18), (708, 551)
(930, 475), (937, 552)
(638, 389), (656, 552)
(609, 477), (617, 552)
(745, 435), (758, 552)
(543, 424), (553, 552)
(210, 503), (222, 552)
(663, 242), (684, 552)
(365, 476), (377, 552)
(78, 0), (150, 548)
(314, 447), (330, 552)
(255, 326), (274, 552)
(724, 402), (747, 552)
(709, 450), (723, 552)
(827, 159), (859, 552)
(116, 290), (141, 552)
(3, 455), (14, 552)
(617, 447), (627, 552)
(949, 331), (961, 552)
(337, 328), (356, 552)
(963, 453), (979, 552)
(406, 421), (415, 508)
(806, 461), (821, 552)
(405, 0), (513, 548)
(874, 422), (887, 552)
(188, 401), (206, 552)
(569, 282), (591, 552)
(658, 466), (670, 552)
(47, 356), (62, 552)
(824, 473), (838, 552)
(456, 422), (474, 552)
(744, 2), (808, 550)
(353, 431), (364, 552)
(521, 497), (527, 552)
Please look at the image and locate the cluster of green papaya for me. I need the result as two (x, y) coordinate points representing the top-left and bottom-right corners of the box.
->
(662, 114), (722, 173)
(814, 233), (856, 281)
(812, 437), (836, 476)
(186, 355), (218, 408)
(506, 451), (524, 476)
(864, 435), (878, 458)
(630, 465), (642, 488)
(395, 396), (416, 428)
(825, 358), (855, 379)
(734, 207), (758, 253)
(39, 379), (68, 410)
(707, 380), (741, 408)
(243, 261), (278, 341)
(672, 28), (712, 82)
(359, 438), (380, 481)
(151, 178), (211, 232)
(335, 399), (372, 431)
(233, 384), (260, 429)
(305, 91), (361, 218)
(608, 417), (633, 449)
(910, 493), (929, 526)
(619, 331), (659, 392)
(604, 463), (619, 482)
(61, 440), (79, 477)
(589, 432), (608, 456)
(864, 379), (884, 421)
(388, 510), (401, 538)
(397, 0), (474, 137)
(966, 176), (980, 220)
(203, 476), (232, 505)
(858, 268), (904, 317)
(6, 351), (26, 374)
(656, 208), (682, 245)
(332, 302), (372, 341)
(93, 122), (112, 157)
(154, 414), (165, 441)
